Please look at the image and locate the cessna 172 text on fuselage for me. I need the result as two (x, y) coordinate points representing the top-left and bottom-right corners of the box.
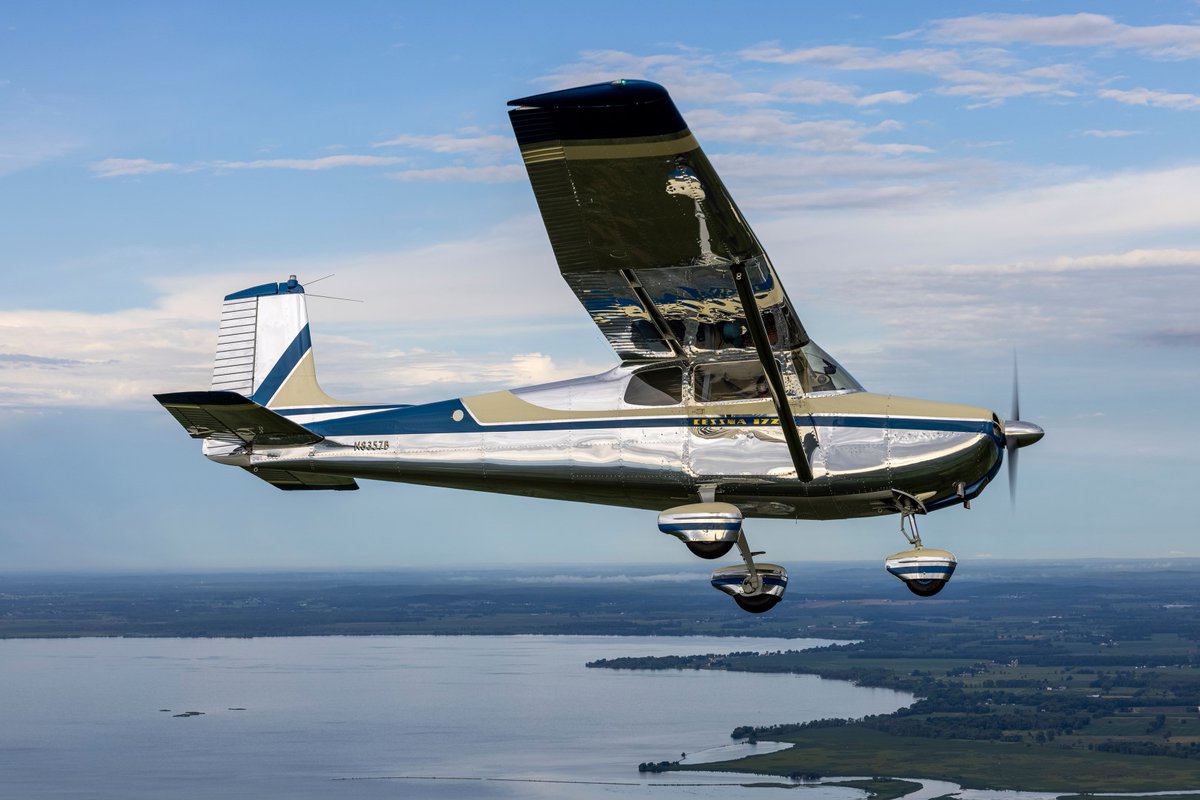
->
(156, 80), (1044, 613)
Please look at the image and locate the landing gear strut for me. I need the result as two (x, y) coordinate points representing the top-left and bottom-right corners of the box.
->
(884, 492), (956, 597)
(658, 502), (788, 613)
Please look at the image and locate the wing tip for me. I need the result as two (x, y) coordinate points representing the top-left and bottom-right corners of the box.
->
(507, 79), (668, 109)
(507, 79), (685, 147)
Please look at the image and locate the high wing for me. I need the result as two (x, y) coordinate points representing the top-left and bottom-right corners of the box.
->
(508, 79), (810, 364)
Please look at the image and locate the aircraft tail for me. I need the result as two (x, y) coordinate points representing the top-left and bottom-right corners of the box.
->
(212, 275), (339, 409)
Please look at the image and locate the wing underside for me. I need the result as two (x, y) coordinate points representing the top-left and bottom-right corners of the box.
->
(508, 80), (809, 364)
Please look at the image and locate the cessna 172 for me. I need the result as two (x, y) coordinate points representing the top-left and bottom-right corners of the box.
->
(156, 80), (1044, 613)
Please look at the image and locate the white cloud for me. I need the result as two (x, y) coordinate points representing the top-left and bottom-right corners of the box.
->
(743, 183), (953, 211)
(91, 158), (179, 177)
(933, 68), (1072, 100)
(215, 155), (408, 170)
(757, 164), (1200, 269)
(918, 248), (1200, 275)
(91, 154), (410, 177)
(373, 130), (512, 154)
(90, 154), (529, 182)
(928, 13), (1200, 60)
(858, 90), (919, 106)
(751, 168), (1200, 356)
(531, 49), (746, 104)
(1081, 129), (1143, 138)
(741, 42), (1079, 103)
(386, 164), (524, 182)
(1098, 87), (1200, 110)
(0, 219), (613, 409)
(743, 44), (961, 75)
(687, 108), (932, 154)
(772, 78), (918, 108)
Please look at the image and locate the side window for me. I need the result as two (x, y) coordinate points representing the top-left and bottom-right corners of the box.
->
(624, 366), (683, 406)
(693, 361), (769, 403)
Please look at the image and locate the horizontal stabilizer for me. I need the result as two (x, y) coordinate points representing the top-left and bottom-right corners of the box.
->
(243, 467), (358, 491)
(154, 390), (322, 447)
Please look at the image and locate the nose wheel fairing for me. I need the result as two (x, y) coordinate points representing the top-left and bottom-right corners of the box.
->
(884, 493), (957, 597)
(659, 502), (790, 613)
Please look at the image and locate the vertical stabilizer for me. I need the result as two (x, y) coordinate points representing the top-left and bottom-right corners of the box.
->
(212, 275), (339, 408)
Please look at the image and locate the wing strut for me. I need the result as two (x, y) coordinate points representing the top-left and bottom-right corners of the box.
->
(619, 269), (685, 357)
(728, 262), (815, 483)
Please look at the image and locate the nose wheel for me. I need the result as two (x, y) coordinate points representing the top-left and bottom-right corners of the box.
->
(885, 492), (956, 597)
(709, 529), (788, 613)
(657, 502), (787, 613)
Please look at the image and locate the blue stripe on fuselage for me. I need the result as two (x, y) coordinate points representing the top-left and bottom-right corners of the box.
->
(303, 400), (993, 438)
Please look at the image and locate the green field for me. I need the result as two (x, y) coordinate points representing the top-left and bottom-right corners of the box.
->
(680, 727), (1200, 792)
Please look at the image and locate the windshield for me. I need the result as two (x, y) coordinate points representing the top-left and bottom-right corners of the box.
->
(795, 341), (863, 393)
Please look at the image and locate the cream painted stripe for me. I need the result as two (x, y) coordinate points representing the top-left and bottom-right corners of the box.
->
(520, 133), (699, 164)
(520, 145), (565, 165)
(464, 391), (781, 424)
(464, 390), (991, 426)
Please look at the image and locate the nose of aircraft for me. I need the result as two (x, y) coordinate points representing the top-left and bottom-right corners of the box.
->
(1003, 419), (1044, 449)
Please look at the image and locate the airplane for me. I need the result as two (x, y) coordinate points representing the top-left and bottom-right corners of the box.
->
(155, 79), (1044, 614)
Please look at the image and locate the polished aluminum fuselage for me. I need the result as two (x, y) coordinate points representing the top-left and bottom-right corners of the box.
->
(224, 365), (1004, 521)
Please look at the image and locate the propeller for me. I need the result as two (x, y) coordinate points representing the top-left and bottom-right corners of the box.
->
(1003, 352), (1045, 507)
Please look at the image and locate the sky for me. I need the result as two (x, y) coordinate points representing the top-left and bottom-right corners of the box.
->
(2, 1), (1198, 572)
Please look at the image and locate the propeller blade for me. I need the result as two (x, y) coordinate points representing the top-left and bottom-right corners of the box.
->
(1008, 350), (1020, 508)
(1011, 351), (1020, 423)
(1007, 439), (1018, 508)
(1003, 352), (1042, 508)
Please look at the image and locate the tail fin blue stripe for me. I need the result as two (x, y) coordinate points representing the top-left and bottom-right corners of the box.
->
(251, 324), (312, 405)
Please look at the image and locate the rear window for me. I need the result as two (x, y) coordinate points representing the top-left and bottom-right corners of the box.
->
(624, 366), (683, 406)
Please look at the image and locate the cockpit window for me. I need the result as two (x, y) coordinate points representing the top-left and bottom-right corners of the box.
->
(624, 366), (683, 406)
(693, 360), (770, 403)
(794, 342), (863, 393)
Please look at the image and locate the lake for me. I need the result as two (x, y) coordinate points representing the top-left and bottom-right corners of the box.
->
(0, 635), (915, 799)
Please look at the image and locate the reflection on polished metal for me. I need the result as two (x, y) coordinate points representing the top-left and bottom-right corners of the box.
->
(154, 80), (1044, 615)
(658, 503), (743, 544)
(1004, 420), (1045, 448)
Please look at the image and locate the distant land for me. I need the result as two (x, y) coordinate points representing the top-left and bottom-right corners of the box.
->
(4, 560), (1200, 794)
(3, 559), (1198, 640)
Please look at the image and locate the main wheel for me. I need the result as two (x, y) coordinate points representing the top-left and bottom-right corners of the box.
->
(734, 594), (781, 614)
(686, 541), (735, 560)
(905, 579), (947, 597)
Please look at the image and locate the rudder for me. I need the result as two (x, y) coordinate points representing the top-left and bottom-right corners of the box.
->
(212, 275), (339, 408)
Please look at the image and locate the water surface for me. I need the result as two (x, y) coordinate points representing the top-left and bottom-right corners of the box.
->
(0, 635), (914, 799)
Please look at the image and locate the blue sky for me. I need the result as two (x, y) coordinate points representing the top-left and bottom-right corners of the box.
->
(2, 2), (1198, 571)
